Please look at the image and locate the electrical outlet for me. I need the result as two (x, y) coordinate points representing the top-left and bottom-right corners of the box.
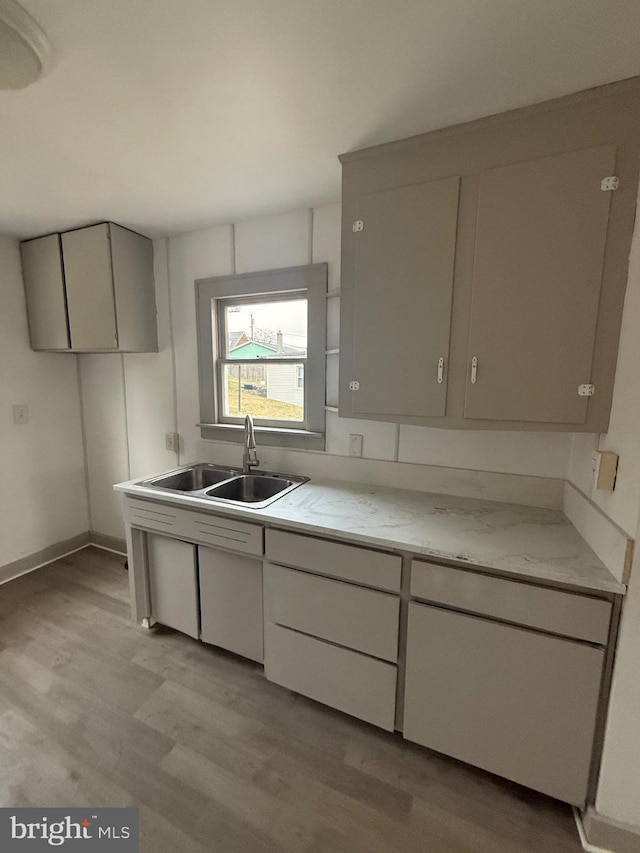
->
(348, 434), (363, 457)
(165, 432), (180, 453)
(13, 404), (29, 425)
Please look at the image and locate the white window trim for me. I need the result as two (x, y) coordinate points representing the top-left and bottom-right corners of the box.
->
(195, 264), (327, 450)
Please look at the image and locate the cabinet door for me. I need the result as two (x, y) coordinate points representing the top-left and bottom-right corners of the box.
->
(147, 534), (199, 638)
(62, 223), (118, 350)
(109, 224), (158, 352)
(465, 145), (615, 423)
(347, 176), (459, 419)
(403, 602), (604, 806)
(198, 547), (263, 662)
(20, 234), (70, 350)
(265, 622), (397, 731)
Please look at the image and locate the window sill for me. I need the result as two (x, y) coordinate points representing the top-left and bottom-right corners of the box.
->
(198, 423), (325, 451)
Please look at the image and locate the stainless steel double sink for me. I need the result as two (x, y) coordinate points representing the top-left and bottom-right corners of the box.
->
(137, 463), (308, 509)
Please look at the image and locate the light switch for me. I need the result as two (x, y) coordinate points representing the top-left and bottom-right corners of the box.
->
(595, 451), (618, 491)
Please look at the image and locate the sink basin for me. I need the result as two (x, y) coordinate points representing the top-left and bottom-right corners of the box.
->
(144, 463), (239, 491)
(138, 464), (308, 507)
(205, 474), (295, 504)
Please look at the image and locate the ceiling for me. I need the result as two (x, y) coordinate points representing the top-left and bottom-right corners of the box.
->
(3, 0), (640, 240)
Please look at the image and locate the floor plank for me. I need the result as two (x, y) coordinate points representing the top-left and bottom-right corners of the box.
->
(0, 546), (583, 852)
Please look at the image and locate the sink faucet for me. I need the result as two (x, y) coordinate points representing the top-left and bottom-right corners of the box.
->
(242, 414), (259, 474)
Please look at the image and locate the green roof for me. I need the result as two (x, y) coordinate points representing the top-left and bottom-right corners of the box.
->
(229, 340), (277, 359)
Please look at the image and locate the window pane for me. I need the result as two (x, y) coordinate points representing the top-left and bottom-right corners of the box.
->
(222, 363), (304, 422)
(224, 299), (307, 359)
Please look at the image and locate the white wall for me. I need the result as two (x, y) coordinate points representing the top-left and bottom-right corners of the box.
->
(0, 234), (88, 566)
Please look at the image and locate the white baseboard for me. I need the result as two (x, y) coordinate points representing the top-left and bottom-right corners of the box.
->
(0, 532), (127, 585)
(575, 807), (640, 853)
(0, 532), (91, 585)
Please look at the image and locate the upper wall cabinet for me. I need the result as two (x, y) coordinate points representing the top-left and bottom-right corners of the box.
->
(21, 222), (158, 353)
(350, 177), (459, 419)
(339, 78), (640, 432)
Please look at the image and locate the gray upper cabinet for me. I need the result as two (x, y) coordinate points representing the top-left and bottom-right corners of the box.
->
(464, 146), (615, 424)
(62, 224), (119, 350)
(20, 233), (70, 350)
(339, 78), (640, 432)
(349, 177), (459, 419)
(21, 222), (158, 353)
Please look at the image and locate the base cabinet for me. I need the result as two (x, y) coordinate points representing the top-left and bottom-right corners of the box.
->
(265, 622), (397, 731)
(199, 546), (263, 663)
(126, 499), (617, 808)
(147, 533), (199, 639)
(403, 602), (605, 806)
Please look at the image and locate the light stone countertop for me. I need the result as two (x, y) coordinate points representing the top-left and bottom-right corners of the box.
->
(115, 475), (625, 596)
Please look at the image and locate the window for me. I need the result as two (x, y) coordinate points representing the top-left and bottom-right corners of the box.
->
(196, 264), (327, 450)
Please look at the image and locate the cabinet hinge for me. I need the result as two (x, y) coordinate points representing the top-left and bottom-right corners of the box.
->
(578, 384), (595, 397)
(352, 220), (364, 233)
(349, 380), (360, 391)
(600, 176), (619, 191)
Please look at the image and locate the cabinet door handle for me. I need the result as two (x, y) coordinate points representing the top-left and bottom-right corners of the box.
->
(470, 356), (478, 384)
(437, 357), (444, 384)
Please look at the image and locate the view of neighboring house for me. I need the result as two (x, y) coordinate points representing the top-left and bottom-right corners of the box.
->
(229, 331), (306, 408)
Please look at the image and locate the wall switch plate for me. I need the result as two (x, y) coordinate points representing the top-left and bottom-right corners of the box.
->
(13, 404), (29, 425)
(595, 450), (618, 491)
(165, 432), (180, 453)
(348, 434), (363, 457)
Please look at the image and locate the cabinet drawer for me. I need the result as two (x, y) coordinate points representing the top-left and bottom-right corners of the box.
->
(264, 563), (399, 662)
(265, 528), (401, 592)
(265, 622), (397, 731)
(186, 511), (263, 555)
(123, 498), (264, 556)
(124, 498), (188, 537)
(410, 560), (611, 644)
(404, 602), (604, 805)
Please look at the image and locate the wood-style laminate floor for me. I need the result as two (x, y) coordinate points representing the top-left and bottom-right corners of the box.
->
(0, 547), (583, 853)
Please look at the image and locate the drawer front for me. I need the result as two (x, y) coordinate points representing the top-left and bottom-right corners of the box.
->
(411, 560), (611, 644)
(404, 602), (604, 805)
(265, 528), (401, 592)
(185, 511), (263, 555)
(264, 563), (399, 662)
(265, 622), (397, 731)
(123, 497), (264, 556)
(124, 497), (189, 537)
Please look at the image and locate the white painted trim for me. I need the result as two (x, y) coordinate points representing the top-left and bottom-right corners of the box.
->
(120, 352), (132, 480)
(76, 356), (93, 533)
(574, 808), (614, 853)
(0, 535), (91, 586)
(91, 543), (127, 557)
(163, 238), (180, 464)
